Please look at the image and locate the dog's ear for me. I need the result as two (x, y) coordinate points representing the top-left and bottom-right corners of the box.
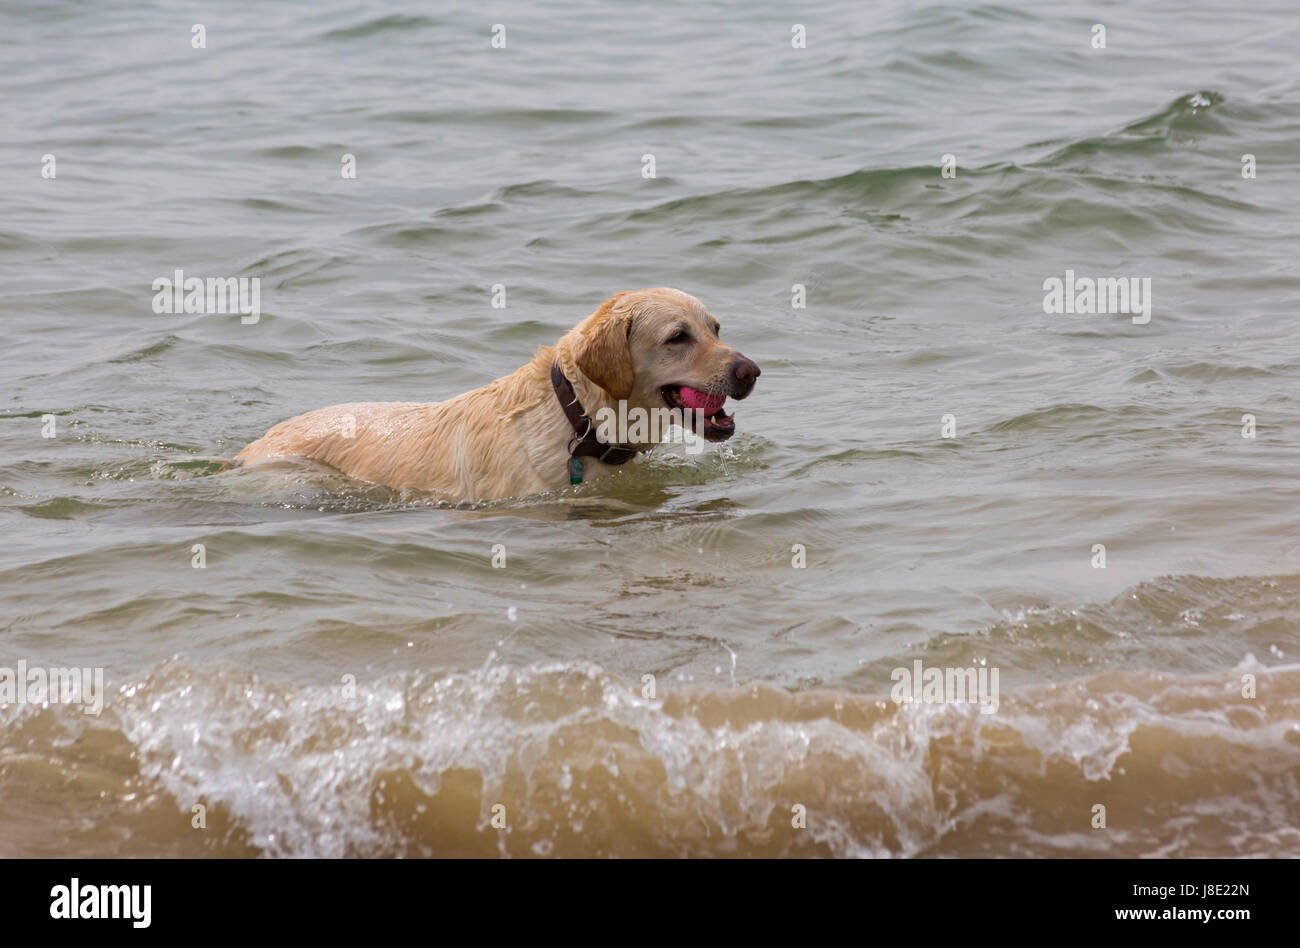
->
(575, 296), (635, 400)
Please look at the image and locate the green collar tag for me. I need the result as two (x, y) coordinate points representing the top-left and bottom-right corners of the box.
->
(568, 456), (584, 484)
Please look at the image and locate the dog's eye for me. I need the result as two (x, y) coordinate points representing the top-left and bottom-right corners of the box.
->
(665, 330), (691, 344)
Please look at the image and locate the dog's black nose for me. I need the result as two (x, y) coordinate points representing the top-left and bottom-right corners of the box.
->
(730, 356), (760, 397)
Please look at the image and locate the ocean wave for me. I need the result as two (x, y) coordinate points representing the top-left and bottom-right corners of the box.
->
(2, 654), (1296, 858)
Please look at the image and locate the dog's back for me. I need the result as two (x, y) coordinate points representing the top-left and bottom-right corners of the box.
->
(234, 359), (559, 497)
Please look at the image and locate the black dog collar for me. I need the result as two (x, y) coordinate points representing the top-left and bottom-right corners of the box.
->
(550, 363), (641, 482)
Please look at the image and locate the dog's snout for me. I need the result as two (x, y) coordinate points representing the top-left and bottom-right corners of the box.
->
(730, 355), (760, 397)
(733, 358), (760, 383)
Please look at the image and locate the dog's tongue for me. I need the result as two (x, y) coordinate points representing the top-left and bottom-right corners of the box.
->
(678, 386), (726, 414)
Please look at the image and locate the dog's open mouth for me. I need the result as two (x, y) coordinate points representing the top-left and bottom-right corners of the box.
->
(661, 384), (735, 441)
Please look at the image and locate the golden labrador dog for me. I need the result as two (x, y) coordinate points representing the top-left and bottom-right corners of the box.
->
(235, 288), (760, 501)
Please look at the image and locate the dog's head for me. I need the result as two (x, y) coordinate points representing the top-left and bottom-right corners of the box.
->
(570, 288), (760, 442)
